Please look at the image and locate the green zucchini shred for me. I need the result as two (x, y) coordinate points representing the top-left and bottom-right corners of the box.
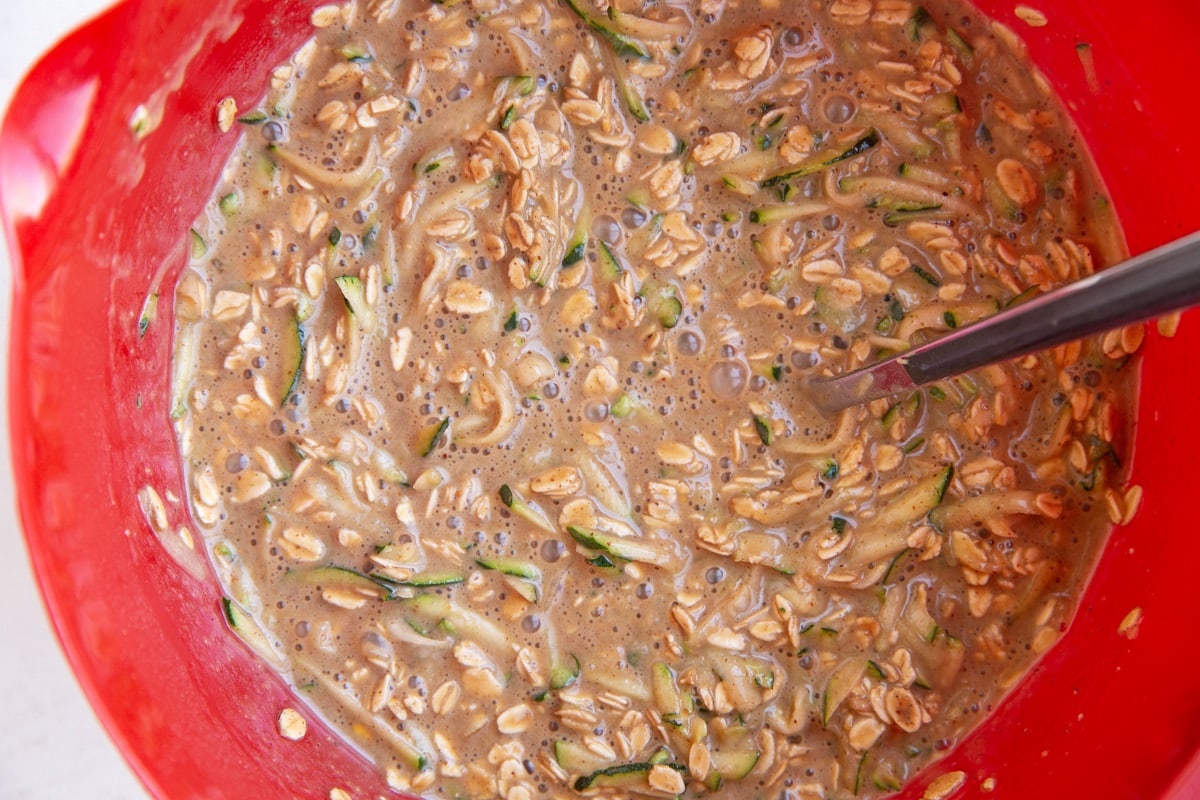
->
(597, 240), (624, 279)
(910, 264), (942, 286)
(499, 74), (536, 96)
(279, 318), (306, 408)
(189, 228), (208, 260)
(475, 557), (541, 581)
(947, 27), (974, 61)
(648, 747), (672, 766)
(855, 750), (871, 794)
(498, 484), (558, 534)
(566, 524), (669, 566)
(612, 54), (651, 121)
(417, 417), (450, 456)
(550, 653), (582, 689)
(880, 548), (910, 584)
(587, 553), (619, 570)
(883, 205), (943, 226)
(559, 0), (650, 60)
(562, 207), (589, 268)
(385, 571), (465, 588)
(138, 293), (158, 338)
(340, 44), (373, 63)
(643, 283), (683, 328)
(906, 6), (935, 40)
(561, 237), (586, 267)
(1006, 285), (1040, 308)
(761, 129), (880, 187)
(219, 191), (241, 216)
(573, 761), (687, 791)
(753, 415), (773, 445)
(721, 174), (759, 197)
(334, 275), (377, 329)
(611, 393), (637, 418)
(236, 110), (268, 125)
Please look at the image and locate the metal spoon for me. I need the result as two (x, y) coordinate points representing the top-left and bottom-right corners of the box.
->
(809, 231), (1200, 411)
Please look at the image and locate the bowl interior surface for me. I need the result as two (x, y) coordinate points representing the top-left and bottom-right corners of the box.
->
(5, 1), (1200, 798)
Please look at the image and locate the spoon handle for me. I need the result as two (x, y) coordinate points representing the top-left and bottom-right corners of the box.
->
(811, 230), (1200, 410)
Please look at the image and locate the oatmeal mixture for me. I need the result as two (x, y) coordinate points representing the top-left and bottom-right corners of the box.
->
(170, 0), (1137, 797)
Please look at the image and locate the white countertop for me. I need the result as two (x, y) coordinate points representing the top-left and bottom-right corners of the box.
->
(0, 1), (150, 797)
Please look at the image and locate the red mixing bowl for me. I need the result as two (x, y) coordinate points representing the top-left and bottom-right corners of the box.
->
(5, 1), (1199, 798)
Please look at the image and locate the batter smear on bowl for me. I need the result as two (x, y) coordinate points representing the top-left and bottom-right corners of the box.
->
(169, 0), (1138, 796)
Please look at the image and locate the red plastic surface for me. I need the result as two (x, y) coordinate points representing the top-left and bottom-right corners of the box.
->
(3, 1), (1199, 799)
